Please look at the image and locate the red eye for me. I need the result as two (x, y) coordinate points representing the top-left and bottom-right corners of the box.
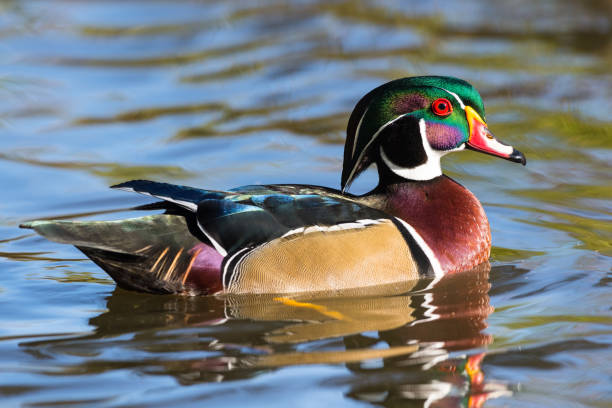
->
(431, 98), (453, 116)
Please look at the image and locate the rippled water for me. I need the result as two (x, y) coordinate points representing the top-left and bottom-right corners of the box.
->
(1, 1), (611, 406)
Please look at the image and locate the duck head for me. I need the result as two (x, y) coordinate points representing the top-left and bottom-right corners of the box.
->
(341, 76), (526, 192)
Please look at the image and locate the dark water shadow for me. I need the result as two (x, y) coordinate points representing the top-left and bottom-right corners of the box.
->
(20, 264), (511, 407)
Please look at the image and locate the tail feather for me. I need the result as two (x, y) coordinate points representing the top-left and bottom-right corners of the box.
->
(78, 246), (190, 294)
(22, 215), (206, 294)
(22, 215), (197, 252)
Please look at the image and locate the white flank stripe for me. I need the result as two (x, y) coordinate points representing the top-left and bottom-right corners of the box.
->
(356, 219), (379, 226)
(393, 217), (444, 277)
(304, 226), (322, 234)
(282, 226), (305, 237)
(280, 218), (388, 239)
(222, 247), (251, 289)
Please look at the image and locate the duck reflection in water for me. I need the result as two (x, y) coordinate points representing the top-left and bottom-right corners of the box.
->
(22, 264), (510, 407)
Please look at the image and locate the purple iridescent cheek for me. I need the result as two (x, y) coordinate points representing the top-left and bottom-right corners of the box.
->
(426, 122), (464, 150)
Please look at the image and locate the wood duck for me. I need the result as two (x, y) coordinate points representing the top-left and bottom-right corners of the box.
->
(22, 76), (526, 295)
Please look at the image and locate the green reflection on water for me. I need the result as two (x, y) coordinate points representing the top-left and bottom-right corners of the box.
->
(42, 270), (112, 285)
(491, 203), (612, 256)
(490, 247), (546, 262)
(52, 38), (278, 68)
(493, 106), (612, 150)
(0, 153), (191, 183)
(504, 314), (612, 329)
(514, 184), (612, 203)
(175, 111), (346, 142)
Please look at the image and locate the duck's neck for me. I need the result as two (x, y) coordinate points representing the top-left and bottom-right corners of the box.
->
(371, 176), (491, 274)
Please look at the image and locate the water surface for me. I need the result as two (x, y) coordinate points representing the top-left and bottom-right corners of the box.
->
(1, 1), (611, 407)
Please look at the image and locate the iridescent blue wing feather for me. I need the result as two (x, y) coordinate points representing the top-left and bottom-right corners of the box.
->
(112, 180), (225, 210)
(113, 180), (392, 255)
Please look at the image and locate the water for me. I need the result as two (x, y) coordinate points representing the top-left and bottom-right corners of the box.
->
(1, 1), (611, 406)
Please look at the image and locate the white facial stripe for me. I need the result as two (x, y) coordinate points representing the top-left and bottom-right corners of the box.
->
(351, 106), (369, 159)
(440, 87), (465, 110)
(343, 112), (411, 192)
(394, 217), (444, 277)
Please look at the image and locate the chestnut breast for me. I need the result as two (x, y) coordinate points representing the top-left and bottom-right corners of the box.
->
(379, 176), (491, 274)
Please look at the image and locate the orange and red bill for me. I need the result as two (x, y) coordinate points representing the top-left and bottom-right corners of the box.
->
(465, 106), (526, 165)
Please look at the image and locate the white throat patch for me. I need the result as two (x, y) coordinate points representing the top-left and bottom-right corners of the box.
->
(380, 118), (464, 181)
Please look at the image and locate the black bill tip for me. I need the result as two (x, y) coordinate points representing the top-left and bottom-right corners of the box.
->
(509, 148), (527, 165)
(508, 149), (527, 166)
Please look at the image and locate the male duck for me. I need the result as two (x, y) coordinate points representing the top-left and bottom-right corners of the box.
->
(23, 76), (525, 295)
